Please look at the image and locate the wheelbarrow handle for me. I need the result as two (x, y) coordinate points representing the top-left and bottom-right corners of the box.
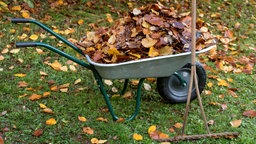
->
(11, 18), (32, 23)
(16, 42), (37, 47)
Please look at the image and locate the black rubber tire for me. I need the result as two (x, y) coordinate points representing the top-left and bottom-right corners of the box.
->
(157, 62), (206, 104)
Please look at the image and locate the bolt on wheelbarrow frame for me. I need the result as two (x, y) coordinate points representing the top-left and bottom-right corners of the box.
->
(11, 18), (215, 121)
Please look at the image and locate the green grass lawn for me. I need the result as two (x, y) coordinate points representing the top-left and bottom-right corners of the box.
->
(0, 0), (255, 143)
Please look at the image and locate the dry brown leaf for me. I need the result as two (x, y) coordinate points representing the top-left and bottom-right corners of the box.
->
(141, 36), (158, 48)
(43, 92), (51, 98)
(0, 55), (4, 61)
(50, 60), (62, 70)
(10, 49), (20, 54)
(243, 110), (256, 118)
(230, 119), (242, 127)
(17, 81), (29, 88)
(96, 117), (108, 122)
(33, 129), (43, 137)
(74, 78), (82, 85)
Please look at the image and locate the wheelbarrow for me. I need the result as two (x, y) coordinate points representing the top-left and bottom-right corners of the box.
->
(11, 18), (216, 121)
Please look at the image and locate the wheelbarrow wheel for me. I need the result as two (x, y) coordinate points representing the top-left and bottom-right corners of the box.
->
(157, 62), (206, 104)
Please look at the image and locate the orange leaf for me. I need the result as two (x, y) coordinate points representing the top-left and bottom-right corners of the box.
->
(11, 5), (21, 11)
(91, 138), (98, 144)
(96, 117), (108, 122)
(217, 79), (229, 87)
(46, 118), (57, 125)
(230, 119), (242, 127)
(173, 123), (183, 129)
(29, 94), (42, 101)
(43, 108), (54, 114)
(50, 60), (62, 70)
(50, 85), (58, 92)
(42, 92), (51, 98)
(159, 132), (169, 139)
(133, 133), (143, 141)
(78, 116), (87, 122)
(83, 127), (94, 135)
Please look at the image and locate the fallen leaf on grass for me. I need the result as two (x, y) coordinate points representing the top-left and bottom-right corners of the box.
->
(74, 78), (81, 84)
(17, 81), (29, 88)
(78, 116), (87, 122)
(50, 60), (62, 71)
(29, 34), (39, 40)
(43, 92), (51, 98)
(230, 119), (242, 127)
(46, 118), (57, 125)
(148, 125), (157, 134)
(173, 122), (183, 129)
(29, 94), (42, 101)
(0, 111), (7, 116)
(96, 117), (108, 122)
(14, 73), (26, 77)
(83, 127), (94, 135)
(40, 71), (48, 76)
(0, 135), (4, 144)
(43, 108), (54, 114)
(10, 48), (20, 54)
(33, 129), (43, 137)
(0, 55), (4, 61)
(243, 110), (256, 118)
(133, 133), (143, 141)
(39, 103), (47, 109)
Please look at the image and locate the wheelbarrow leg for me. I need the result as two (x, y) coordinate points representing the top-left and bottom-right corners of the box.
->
(93, 71), (144, 121)
(120, 79), (129, 95)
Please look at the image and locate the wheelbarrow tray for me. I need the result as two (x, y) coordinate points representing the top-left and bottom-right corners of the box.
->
(87, 45), (216, 79)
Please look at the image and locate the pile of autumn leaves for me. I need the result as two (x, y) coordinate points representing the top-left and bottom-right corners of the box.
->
(77, 3), (215, 63)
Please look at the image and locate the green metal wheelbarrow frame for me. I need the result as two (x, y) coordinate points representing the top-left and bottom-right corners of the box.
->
(11, 18), (145, 121)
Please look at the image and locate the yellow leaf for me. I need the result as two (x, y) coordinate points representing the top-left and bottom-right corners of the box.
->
(18, 33), (28, 40)
(148, 125), (157, 134)
(29, 34), (39, 40)
(18, 94), (28, 98)
(46, 118), (57, 125)
(21, 10), (30, 18)
(173, 123), (183, 129)
(129, 52), (141, 59)
(78, 19), (84, 25)
(60, 88), (68, 93)
(11, 5), (21, 11)
(0, 2), (8, 8)
(39, 103), (47, 109)
(78, 116), (87, 122)
(50, 60), (62, 71)
(14, 73), (26, 77)
(207, 82), (213, 88)
(107, 47), (121, 55)
(106, 13), (113, 23)
(10, 49), (20, 54)
(29, 94), (42, 101)
(148, 47), (159, 57)
(60, 66), (68, 72)
(133, 133), (143, 141)
(74, 78), (81, 85)
(230, 119), (242, 127)
(217, 79), (229, 87)
(91, 138), (98, 144)
(69, 65), (77, 72)
(40, 71), (48, 76)
(108, 34), (116, 44)
(83, 127), (94, 135)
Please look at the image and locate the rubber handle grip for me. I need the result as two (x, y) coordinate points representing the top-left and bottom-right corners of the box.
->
(11, 18), (31, 23)
(16, 42), (38, 47)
